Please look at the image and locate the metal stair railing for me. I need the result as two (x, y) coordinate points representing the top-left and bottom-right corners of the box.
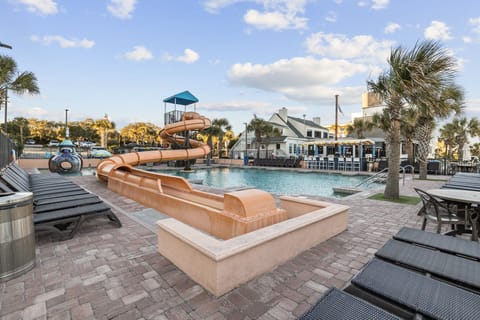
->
(355, 168), (389, 187)
(356, 165), (415, 188)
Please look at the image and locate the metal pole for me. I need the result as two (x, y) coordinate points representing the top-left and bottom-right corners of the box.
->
(4, 89), (7, 136)
(244, 122), (248, 165)
(65, 108), (69, 138)
(335, 94), (339, 141)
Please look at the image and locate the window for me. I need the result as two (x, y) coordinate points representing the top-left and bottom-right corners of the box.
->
(314, 131), (322, 138)
(276, 144), (280, 150)
(289, 143), (293, 154)
(306, 130), (312, 137)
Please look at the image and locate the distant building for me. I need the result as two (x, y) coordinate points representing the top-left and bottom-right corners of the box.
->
(230, 107), (332, 159)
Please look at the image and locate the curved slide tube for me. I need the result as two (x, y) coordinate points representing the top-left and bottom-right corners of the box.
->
(97, 112), (287, 240)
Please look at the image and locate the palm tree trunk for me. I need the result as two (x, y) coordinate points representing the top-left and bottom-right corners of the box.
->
(384, 119), (400, 199)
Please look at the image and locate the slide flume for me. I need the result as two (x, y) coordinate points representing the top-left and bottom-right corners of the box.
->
(96, 112), (287, 240)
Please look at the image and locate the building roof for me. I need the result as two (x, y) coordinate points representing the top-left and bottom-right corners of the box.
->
(163, 91), (199, 106)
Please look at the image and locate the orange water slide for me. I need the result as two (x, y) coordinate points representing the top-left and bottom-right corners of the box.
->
(96, 112), (287, 240)
(96, 112), (211, 180)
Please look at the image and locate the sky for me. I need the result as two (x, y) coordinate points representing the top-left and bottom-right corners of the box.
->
(1, 0), (480, 135)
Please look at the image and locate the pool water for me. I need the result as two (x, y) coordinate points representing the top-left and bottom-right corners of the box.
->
(152, 167), (379, 198)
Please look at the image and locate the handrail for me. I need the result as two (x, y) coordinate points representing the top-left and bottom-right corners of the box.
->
(356, 165), (415, 188)
(355, 168), (389, 187)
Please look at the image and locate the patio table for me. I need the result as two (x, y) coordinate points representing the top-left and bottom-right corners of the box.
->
(428, 189), (480, 241)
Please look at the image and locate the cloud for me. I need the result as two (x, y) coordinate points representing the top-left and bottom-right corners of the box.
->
(227, 56), (368, 104)
(31, 35), (95, 48)
(107, 0), (137, 19)
(325, 11), (337, 23)
(424, 20), (452, 40)
(124, 46), (153, 61)
(203, 0), (309, 31)
(244, 9), (307, 30)
(463, 36), (473, 43)
(371, 0), (389, 10)
(469, 17), (480, 34)
(202, 100), (275, 113)
(163, 49), (199, 64)
(384, 22), (400, 34)
(13, 0), (58, 15)
(305, 32), (394, 64)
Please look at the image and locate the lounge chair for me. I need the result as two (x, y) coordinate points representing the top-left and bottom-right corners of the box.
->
(1, 163), (122, 240)
(393, 227), (480, 261)
(345, 258), (480, 319)
(299, 287), (400, 320)
(375, 239), (480, 292)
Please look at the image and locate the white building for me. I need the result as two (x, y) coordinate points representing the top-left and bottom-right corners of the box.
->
(230, 107), (332, 159)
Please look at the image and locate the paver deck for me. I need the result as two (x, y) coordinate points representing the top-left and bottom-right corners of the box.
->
(0, 170), (449, 319)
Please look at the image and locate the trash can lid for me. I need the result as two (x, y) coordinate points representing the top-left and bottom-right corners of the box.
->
(0, 192), (33, 206)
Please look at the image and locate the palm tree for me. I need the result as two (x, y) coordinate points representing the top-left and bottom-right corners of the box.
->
(370, 109), (392, 158)
(248, 115), (277, 159)
(438, 122), (458, 160)
(414, 85), (463, 179)
(0, 55), (39, 134)
(346, 118), (373, 139)
(450, 116), (480, 159)
(201, 118), (230, 165)
(212, 118), (231, 158)
(368, 40), (458, 199)
(262, 125), (282, 158)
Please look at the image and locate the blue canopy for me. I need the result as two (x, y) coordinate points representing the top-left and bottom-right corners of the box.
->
(163, 91), (199, 106)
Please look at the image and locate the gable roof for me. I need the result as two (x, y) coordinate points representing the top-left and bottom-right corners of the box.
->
(288, 116), (328, 130)
(163, 91), (199, 106)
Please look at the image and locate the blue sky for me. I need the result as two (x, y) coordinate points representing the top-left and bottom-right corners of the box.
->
(1, 0), (480, 134)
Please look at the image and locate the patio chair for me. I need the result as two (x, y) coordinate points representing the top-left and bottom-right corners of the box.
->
(299, 287), (400, 320)
(414, 187), (466, 235)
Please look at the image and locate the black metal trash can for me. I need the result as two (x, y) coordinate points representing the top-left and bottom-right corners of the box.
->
(0, 192), (35, 282)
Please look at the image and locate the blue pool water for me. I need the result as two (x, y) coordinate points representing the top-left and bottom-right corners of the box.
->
(152, 167), (379, 198)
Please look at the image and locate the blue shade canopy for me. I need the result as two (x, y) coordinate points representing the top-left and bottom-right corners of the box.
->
(163, 91), (199, 106)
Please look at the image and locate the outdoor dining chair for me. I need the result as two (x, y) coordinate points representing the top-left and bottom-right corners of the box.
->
(414, 187), (466, 235)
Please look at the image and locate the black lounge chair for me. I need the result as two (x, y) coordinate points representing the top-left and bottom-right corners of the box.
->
(1, 163), (122, 239)
(346, 258), (480, 319)
(299, 287), (400, 320)
(375, 239), (480, 292)
(394, 227), (480, 261)
(34, 202), (121, 240)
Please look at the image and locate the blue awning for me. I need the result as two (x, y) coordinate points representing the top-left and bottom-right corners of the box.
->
(163, 91), (199, 106)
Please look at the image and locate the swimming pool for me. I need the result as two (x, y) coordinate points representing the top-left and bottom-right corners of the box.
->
(151, 167), (380, 198)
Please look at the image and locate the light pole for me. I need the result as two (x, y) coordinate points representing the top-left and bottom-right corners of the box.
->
(243, 122), (248, 165)
(65, 109), (69, 138)
(1, 41), (12, 135)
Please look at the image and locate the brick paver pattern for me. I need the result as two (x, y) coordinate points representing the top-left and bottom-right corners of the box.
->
(0, 170), (448, 319)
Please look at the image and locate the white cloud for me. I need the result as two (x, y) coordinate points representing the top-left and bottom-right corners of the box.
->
(463, 36), (473, 43)
(13, 0), (58, 15)
(203, 0), (309, 31)
(124, 46), (153, 61)
(371, 0), (389, 10)
(469, 17), (480, 34)
(305, 32), (393, 64)
(31, 35), (95, 48)
(244, 9), (307, 30)
(107, 0), (137, 19)
(176, 49), (200, 64)
(228, 56), (368, 104)
(325, 11), (337, 23)
(357, 1), (367, 7)
(162, 49), (200, 64)
(424, 20), (452, 40)
(384, 22), (400, 34)
(202, 100), (275, 112)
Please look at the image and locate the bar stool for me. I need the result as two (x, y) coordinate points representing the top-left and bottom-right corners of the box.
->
(344, 157), (353, 171)
(352, 158), (360, 171)
(337, 157), (346, 171)
(327, 155), (335, 170)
